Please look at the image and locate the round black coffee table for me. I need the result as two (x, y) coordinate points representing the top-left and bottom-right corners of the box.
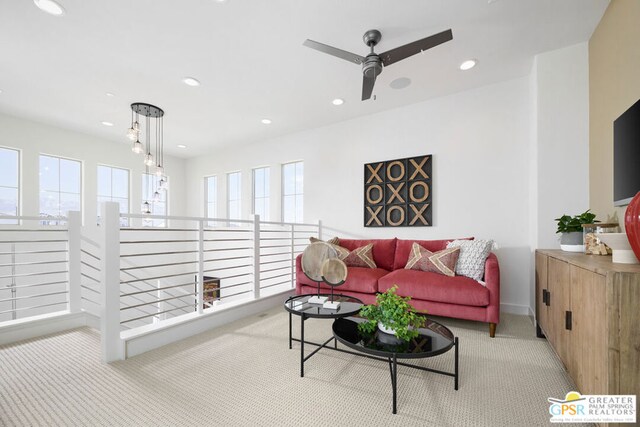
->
(284, 294), (363, 377)
(333, 317), (459, 414)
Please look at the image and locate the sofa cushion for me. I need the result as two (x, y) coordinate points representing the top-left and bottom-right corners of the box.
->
(343, 244), (377, 268)
(298, 266), (388, 294)
(393, 237), (474, 270)
(405, 243), (460, 277)
(378, 269), (489, 307)
(338, 238), (397, 271)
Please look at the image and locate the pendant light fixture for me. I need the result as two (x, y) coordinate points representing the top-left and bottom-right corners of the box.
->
(127, 102), (167, 213)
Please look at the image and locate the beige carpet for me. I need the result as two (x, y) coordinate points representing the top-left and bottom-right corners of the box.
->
(0, 309), (585, 426)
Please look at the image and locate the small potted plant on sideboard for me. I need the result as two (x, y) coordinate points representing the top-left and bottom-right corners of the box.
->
(555, 210), (599, 252)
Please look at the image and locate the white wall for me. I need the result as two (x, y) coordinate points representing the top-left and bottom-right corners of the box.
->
(0, 113), (188, 223)
(184, 77), (533, 312)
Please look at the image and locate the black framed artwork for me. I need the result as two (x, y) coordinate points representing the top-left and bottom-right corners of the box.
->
(364, 155), (432, 227)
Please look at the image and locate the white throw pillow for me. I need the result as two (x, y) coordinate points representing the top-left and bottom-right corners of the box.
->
(446, 239), (494, 282)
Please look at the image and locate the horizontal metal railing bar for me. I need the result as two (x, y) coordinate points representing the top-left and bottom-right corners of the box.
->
(0, 300), (68, 315)
(80, 235), (100, 248)
(120, 271), (198, 284)
(0, 229), (67, 232)
(204, 255), (251, 263)
(120, 240), (199, 244)
(206, 263), (252, 271)
(81, 273), (100, 283)
(81, 285), (100, 294)
(81, 296), (99, 304)
(120, 260), (197, 271)
(218, 281), (252, 290)
(259, 244), (294, 249)
(0, 290), (69, 303)
(203, 247), (251, 253)
(260, 237), (294, 241)
(220, 289), (252, 299)
(259, 258), (290, 266)
(261, 272), (291, 280)
(120, 303), (195, 325)
(0, 249), (68, 256)
(121, 282), (195, 297)
(81, 261), (100, 272)
(260, 265), (291, 274)
(120, 250), (198, 258)
(204, 271), (252, 280)
(203, 238), (253, 242)
(80, 249), (100, 261)
(122, 213), (255, 225)
(0, 240), (68, 244)
(259, 219), (318, 227)
(0, 215), (67, 221)
(260, 279), (291, 289)
(0, 259), (67, 268)
(120, 294), (196, 311)
(1, 280), (67, 290)
(259, 229), (290, 233)
(0, 270), (68, 279)
(204, 228), (252, 233)
(122, 228), (198, 232)
(259, 251), (292, 258)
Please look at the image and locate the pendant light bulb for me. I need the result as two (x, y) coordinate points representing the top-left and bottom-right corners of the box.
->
(155, 165), (164, 177)
(132, 140), (144, 154)
(133, 121), (140, 131)
(152, 190), (161, 203)
(126, 127), (138, 141)
(159, 177), (168, 191)
(142, 201), (151, 215)
(144, 153), (155, 166)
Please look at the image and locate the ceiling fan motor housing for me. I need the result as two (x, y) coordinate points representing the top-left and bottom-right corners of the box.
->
(363, 54), (383, 79)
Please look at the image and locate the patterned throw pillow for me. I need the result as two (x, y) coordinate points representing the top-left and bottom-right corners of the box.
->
(446, 239), (494, 281)
(342, 243), (377, 268)
(404, 242), (460, 277)
(309, 236), (340, 245)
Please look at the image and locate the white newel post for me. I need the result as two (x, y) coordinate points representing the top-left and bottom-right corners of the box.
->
(253, 214), (260, 299)
(67, 211), (82, 314)
(197, 220), (204, 314)
(100, 202), (123, 362)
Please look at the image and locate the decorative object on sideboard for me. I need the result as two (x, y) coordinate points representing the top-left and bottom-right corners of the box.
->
(320, 258), (348, 310)
(582, 223), (618, 255)
(364, 155), (432, 227)
(301, 242), (338, 304)
(554, 210), (598, 252)
(595, 233), (639, 264)
(358, 285), (426, 341)
(127, 102), (168, 213)
(624, 191), (640, 262)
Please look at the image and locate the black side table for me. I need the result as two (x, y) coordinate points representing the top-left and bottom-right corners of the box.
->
(284, 294), (363, 377)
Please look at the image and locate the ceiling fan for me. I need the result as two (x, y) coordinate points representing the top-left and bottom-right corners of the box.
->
(303, 29), (453, 101)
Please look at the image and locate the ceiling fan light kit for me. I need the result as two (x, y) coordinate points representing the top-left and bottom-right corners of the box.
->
(304, 28), (453, 101)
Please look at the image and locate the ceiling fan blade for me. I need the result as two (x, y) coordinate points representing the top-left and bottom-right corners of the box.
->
(380, 29), (453, 66)
(362, 74), (376, 101)
(303, 39), (365, 65)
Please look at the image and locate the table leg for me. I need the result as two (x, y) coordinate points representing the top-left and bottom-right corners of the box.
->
(300, 314), (305, 378)
(288, 311), (292, 349)
(454, 336), (459, 391)
(388, 354), (398, 414)
(334, 337), (337, 349)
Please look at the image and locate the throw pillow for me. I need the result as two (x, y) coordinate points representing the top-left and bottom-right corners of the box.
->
(342, 243), (377, 269)
(446, 239), (494, 281)
(309, 236), (340, 245)
(405, 243), (460, 277)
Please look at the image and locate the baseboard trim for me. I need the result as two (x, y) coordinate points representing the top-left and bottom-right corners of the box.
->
(0, 311), (87, 346)
(123, 290), (294, 359)
(500, 303), (531, 316)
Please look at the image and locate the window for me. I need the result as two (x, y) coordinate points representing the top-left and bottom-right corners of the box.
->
(0, 147), (19, 224)
(227, 172), (241, 221)
(252, 167), (270, 221)
(39, 154), (81, 224)
(97, 165), (130, 226)
(142, 174), (168, 227)
(282, 161), (303, 223)
(205, 175), (217, 226)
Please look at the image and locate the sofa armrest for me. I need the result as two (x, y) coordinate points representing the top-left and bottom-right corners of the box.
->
(295, 254), (304, 295)
(484, 252), (500, 325)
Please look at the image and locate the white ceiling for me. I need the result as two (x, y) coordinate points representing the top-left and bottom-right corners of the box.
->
(0, 0), (609, 158)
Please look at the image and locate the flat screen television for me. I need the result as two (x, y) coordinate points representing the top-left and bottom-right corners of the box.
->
(613, 98), (640, 206)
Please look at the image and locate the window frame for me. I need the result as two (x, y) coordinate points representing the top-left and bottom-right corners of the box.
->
(281, 161), (304, 223)
(205, 175), (218, 226)
(38, 153), (83, 225)
(97, 164), (131, 227)
(0, 146), (20, 224)
(252, 166), (270, 221)
(226, 171), (242, 221)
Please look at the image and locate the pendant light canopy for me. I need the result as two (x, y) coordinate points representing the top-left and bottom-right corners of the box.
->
(128, 102), (167, 213)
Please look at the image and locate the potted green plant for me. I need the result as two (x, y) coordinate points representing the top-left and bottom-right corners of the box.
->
(358, 286), (426, 341)
(555, 209), (599, 252)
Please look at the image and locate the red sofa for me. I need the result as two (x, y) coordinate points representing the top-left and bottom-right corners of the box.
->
(295, 237), (500, 337)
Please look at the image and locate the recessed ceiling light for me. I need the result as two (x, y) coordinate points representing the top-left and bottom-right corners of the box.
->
(390, 77), (412, 90)
(182, 77), (200, 87)
(332, 98), (345, 106)
(33, 0), (65, 16)
(261, 119), (272, 125)
(215, 0), (228, 3)
(459, 59), (477, 71)
(177, 144), (187, 149)
(101, 121), (114, 127)
(105, 92), (115, 97)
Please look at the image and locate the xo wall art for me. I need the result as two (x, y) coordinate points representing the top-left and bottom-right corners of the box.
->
(364, 155), (432, 227)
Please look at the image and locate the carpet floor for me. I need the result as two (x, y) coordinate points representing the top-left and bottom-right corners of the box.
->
(0, 308), (586, 426)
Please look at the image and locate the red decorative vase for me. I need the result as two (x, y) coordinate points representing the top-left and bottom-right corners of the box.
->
(625, 192), (640, 261)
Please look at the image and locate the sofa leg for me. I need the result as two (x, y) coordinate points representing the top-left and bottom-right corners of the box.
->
(489, 323), (496, 338)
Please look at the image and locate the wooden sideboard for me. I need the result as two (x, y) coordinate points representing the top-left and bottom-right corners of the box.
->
(535, 250), (640, 406)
